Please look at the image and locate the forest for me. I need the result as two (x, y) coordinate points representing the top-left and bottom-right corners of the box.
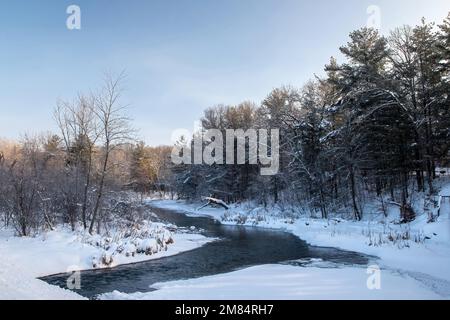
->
(170, 13), (450, 222)
(1, 13), (449, 236)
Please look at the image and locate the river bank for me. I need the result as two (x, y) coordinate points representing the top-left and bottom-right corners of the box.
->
(1, 195), (449, 300)
(0, 221), (213, 300)
(100, 264), (442, 300)
(144, 196), (450, 298)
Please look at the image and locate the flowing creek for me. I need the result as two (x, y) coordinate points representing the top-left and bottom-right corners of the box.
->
(42, 206), (371, 298)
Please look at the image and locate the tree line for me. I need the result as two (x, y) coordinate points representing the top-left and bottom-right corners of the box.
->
(0, 74), (171, 236)
(170, 14), (450, 221)
(1, 14), (449, 236)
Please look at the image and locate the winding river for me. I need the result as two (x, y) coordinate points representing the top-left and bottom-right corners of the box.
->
(42, 206), (370, 299)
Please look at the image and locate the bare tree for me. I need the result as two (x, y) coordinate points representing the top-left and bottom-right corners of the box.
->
(89, 72), (134, 234)
(55, 94), (100, 229)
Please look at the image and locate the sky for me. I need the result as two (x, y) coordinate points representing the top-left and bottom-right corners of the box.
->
(1, 0), (449, 146)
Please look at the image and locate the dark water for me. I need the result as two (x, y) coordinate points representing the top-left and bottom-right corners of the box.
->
(42, 206), (370, 298)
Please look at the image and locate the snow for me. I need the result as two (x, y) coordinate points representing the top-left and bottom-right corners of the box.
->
(0, 226), (212, 278)
(147, 185), (450, 299)
(0, 274), (84, 300)
(150, 199), (225, 221)
(0, 223), (213, 299)
(2, 180), (450, 300)
(201, 197), (229, 209)
(0, 253), (84, 300)
(99, 264), (441, 300)
(150, 199), (450, 279)
(439, 183), (450, 197)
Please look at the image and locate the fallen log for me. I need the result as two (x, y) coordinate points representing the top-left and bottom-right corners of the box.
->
(198, 197), (229, 210)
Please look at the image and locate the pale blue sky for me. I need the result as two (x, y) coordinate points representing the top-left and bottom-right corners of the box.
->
(1, 0), (449, 145)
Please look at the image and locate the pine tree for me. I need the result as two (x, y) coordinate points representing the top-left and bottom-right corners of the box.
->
(410, 18), (442, 194)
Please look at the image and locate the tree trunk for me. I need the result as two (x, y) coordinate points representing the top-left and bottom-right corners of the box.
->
(272, 176), (279, 203)
(89, 147), (109, 235)
(349, 167), (361, 221)
(81, 149), (93, 230)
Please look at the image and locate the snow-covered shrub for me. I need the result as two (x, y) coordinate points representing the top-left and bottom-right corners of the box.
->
(101, 252), (114, 266)
(79, 218), (175, 268)
(363, 224), (426, 248)
(137, 238), (159, 255)
(123, 243), (136, 257)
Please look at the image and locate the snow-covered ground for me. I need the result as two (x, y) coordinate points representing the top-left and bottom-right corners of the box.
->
(0, 257), (85, 300)
(0, 223), (213, 300)
(149, 197), (450, 280)
(2, 181), (450, 300)
(100, 264), (441, 300)
(137, 183), (450, 300)
(0, 226), (211, 278)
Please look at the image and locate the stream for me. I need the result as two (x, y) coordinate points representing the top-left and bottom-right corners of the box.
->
(42, 205), (371, 298)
